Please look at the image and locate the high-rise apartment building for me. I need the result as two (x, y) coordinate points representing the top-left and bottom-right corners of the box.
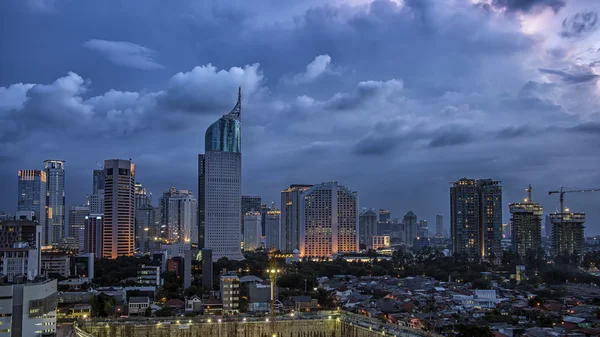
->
(44, 160), (65, 245)
(68, 205), (90, 253)
(198, 89), (244, 261)
(84, 215), (103, 256)
(403, 211), (417, 243)
(265, 204), (281, 251)
(379, 209), (391, 222)
(299, 181), (359, 258)
(450, 178), (502, 259)
(359, 209), (378, 246)
(550, 212), (585, 256)
(509, 185), (543, 257)
(220, 272), (240, 314)
(436, 213), (444, 237)
(241, 195), (261, 235)
(159, 188), (197, 244)
(281, 184), (312, 253)
(243, 211), (261, 251)
(17, 170), (47, 243)
(102, 159), (135, 259)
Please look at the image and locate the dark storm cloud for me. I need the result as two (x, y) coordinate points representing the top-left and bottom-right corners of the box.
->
(538, 68), (600, 84)
(429, 128), (475, 148)
(569, 122), (600, 134)
(491, 0), (565, 13)
(496, 125), (535, 139)
(561, 11), (598, 38)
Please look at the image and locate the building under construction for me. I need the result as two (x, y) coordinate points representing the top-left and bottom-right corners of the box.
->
(549, 212), (585, 256)
(509, 185), (543, 257)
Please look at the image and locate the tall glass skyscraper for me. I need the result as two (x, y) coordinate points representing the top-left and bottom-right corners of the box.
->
(199, 88), (244, 261)
(17, 170), (47, 241)
(103, 159), (135, 259)
(92, 169), (104, 195)
(44, 160), (65, 245)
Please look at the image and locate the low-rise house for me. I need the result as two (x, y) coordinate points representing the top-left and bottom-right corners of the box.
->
(128, 297), (150, 316)
(72, 304), (92, 318)
(185, 295), (203, 313)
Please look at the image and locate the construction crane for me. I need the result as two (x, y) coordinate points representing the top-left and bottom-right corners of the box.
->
(548, 187), (600, 213)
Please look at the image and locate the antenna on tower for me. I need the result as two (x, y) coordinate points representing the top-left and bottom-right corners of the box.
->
(526, 184), (532, 203)
(96, 162), (103, 169)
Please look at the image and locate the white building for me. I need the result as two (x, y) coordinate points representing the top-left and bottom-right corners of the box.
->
(299, 181), (359, 258)
(41, 252), (70, 277)
(244, 211), (262, 251)
(0, 279), (57, 337)
(159, 188), (197, 244)
(0, 220), (41, 281)
(128, 296), (150, 316)
(138, 265), (161, 286)
(265, 205), (281, 251)
(88, 190), (104, 214)
(199, 88), (244, 261)
(161, 243), (191, 259)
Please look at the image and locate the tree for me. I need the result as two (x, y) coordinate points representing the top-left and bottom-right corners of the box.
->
(471, 278), (490, 289)
(91, 293), (115, 317)
(145, 307), (152, 317)
(154, 307), (174, 317)
(456, 324), (493, 337)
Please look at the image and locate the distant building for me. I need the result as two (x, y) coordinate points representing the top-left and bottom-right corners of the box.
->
(502, 223), (511, 239)
(372, 236), (391, 250)
(136, 205), (157, 253)
(88, 191), (104, 214)
(134, 182), (151, 211)
(44, 160), (66, 245)
(41, 252), (70, 277)
(435, 213), (444, 238)
(162, 243), (191, 259)
(17, 170), (47, 243)
(359, 209), (378, 247)
(403, 211), (417, 244)
(417, 219), (428, 239)
(450, 178), (502, 259)
(220, 272), (240, 314)
(379, 209), (391, 223)
(300, 181), (359, 258)
(280, 184), (312, 253)
(265, 204), (281, 251)
(159, 188), (197, 244)
(0, 279), (58, 337)
(509, 185), (543, 257)
(84, 215), (103, 256)
(103, 159), (135, 259)
(550, 212), (585, 256)
(202, 248), (213, 290)
(128, 296), (150, 316)
(92, 169), (104, 194)
(0, 220), (41, 281)
(68, 205), (90, 253)
(138, 265), (161, 286)
(243, 211), (262, 251)
(260, 204), (270, 240)
(241, 195), (261, 235)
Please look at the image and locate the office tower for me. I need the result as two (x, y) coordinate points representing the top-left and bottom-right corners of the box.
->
(201, 248), (213, 289)
(379, 209), (391, 222)
(403, 211), (417, 243)
(544, 215), (552, 238)
(260, 204), (270, 237)
(197, 154), (205, 249)
(436, 213), (444, 237)
(359, 209), (378, 246)
(136, 204), (156, 253)
(265, 204), (281, 251)
(199, 88), (244, 261)
(241, 195), (261, 234)
(88, 191), (104, 214)
(281, 184), (312, 253)
(159, 188), (198, 244)
(135, 182), (151, 210)
(44, 160), (66, 245)
(103, 159), (135, 259)
(0, 279), (57, 337)
(509, 185), (543, 257)
(84, 215), (103, 256)
(68, 205), (90, 253)
(550, 212), (585, 256)
(17, 170), (47, 241)
(417, 219), (428, 239)
(243, 211), (261, 251)
(0, 219), (42, 281)
(299, 181), (359, 258)
(450, 178), (502, 259)
(93, 169), (104, 194)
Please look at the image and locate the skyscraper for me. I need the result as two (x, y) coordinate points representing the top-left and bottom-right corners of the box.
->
(299, 181), (359, 258)
(265, 204), (281, 251)
(17, 170), (47, 242)
(260, 204), (270, 237)
(68, 205), (90, 253)
(135, 182), (151, 210)
(359, 209), (378, 246)
(199, 88), (244, 261)
(136, 204), (156, 253)
(509, 185), (543, 257)
(159, 187), (197, 244)
(550, 211), (585, 256)
(243, 211), (261, 251)
(417, 219), (428, 239)
(436, 213), (444, 237)
(403, 211), (417, 244)
(281, 184), (312, 253)
(103, 159), (135, 259)
(92, 169), (104, 195)
(450, 178), (502, 259)
(379, 209), (391, 222)
(241, 195), (261, 235)
(44, 160), (66, 245)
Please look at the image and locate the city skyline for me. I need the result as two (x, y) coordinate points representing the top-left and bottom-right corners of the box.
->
(1, 1), (600, 234)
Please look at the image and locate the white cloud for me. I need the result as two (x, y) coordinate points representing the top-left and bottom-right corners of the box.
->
(289, 54), (334, 84)
(82, 39), (164, 70)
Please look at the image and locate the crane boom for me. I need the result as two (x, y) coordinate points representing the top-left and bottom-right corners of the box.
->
(548, 187), (600, 212)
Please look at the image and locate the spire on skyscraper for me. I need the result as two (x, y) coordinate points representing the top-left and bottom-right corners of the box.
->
(225, 86), (242, 120)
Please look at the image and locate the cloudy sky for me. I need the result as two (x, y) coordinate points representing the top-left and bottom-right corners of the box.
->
(1, 0), (600, 233)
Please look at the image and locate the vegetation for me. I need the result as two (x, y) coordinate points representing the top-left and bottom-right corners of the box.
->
(90, 293), (115, 317)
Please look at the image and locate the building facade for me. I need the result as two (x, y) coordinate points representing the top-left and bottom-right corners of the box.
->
(135, 204), (156, 253)
(379, 209), (391, 223)
(199, 89), (244, 261)
(299, 181), (359, 258)
(359, 209), (378, 247)
(241, 195), (261, 235)
(103, 159), (135, 259)
(159, 188), (197, 244)
(243, 211), (262, 251)
(265, 205), (281, 251)
(509, 185), (543, 257)
(372, 235), (391, 250)
(436, 213), (444, 237)
(450, 178), (502, 259)
(17, 170), (47, 243)
(84, 215), (103, 256)
(403, 211), (417, 244)
(92, 169), (104, 195)
(550, 212), (585, 256)
(220, 272), (240, 314)
(44, 160), (66, 245)
(0, 220), (41, 281)
(68, 205), (90, 253)
(281, 184), (312, 253)
(0, 279), (57, 337)
(41, 252), (70, 277)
